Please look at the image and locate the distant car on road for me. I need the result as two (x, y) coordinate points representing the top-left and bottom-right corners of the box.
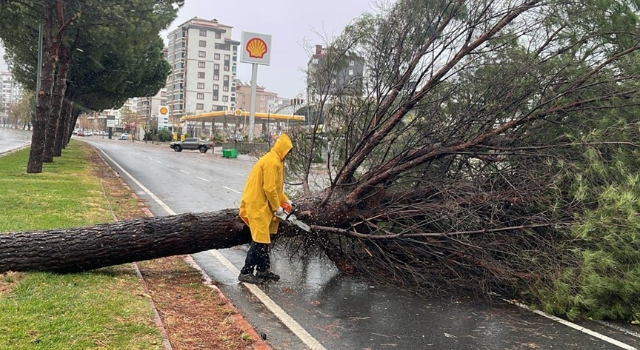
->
(170, 137), (209, 153)
(119, 133), (130, 140)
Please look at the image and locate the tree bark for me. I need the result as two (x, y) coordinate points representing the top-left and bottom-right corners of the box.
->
(27, 5), (56, 173)
(0, 210), (252, 273)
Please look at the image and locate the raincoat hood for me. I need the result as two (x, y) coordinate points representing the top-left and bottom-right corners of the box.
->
(271, 134), (292, 161)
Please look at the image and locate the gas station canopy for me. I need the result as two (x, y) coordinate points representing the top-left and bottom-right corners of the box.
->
(180, 110), (305, 123)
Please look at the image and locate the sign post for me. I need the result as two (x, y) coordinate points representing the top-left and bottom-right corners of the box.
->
(241, 31), (272, 142)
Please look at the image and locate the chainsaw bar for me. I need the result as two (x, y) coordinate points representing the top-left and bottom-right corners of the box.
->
(274, 211), (311, 232)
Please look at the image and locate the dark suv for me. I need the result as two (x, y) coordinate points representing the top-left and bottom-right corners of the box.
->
(170, 137), (209, 153)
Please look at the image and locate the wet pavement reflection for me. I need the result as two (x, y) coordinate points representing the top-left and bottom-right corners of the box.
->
(194, 244), (639, 350)
(0, 128), (31, 154)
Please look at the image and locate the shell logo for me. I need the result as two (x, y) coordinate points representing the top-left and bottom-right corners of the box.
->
(159, 106), (168, 115)
(246, 38), (268, 59)
(234, 109), (243, 116)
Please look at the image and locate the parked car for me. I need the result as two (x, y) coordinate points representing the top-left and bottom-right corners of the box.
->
(77, 131), (85, 136)
(170, 137), (209, 153)
(119, 133), (130, 140)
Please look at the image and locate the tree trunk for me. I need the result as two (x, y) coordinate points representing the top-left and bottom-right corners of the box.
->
(27, 6), (57, 173)
(44, 44), (69, 162)
(53, 98), (69, 156)
(0, 210), (252, 273)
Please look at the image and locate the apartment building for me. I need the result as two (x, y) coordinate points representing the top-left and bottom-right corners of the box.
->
(307, 44), (364, 100)
(235, 80), (278, 113)
(136, 88), (169, 129)
(165, 17), (240, 122)
(0, 71), (23, 117)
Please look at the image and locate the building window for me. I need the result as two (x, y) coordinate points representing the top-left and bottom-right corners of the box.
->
(197, 93), (204, 99)
(198, 61), (205, 68)
(214, 74), (219, 80)
(350, 60), (355, 66)
(198, 72), (205, 79)
(215, 32), (221, 39)
(214, 53), (220, 60)
(312, 58), (319, 64)
(260, 95), (265, 100)
(213, 95), (218, 101)
(199, 40), (206, 47)
(199, 29), (207, 37)
(198, 51), (206, 58)
(197, 82), (205, 89)
(224, 65), (229, 71)
(213, 84), (219, 91)
(196, 103), (204, 110)
(222, 96), (228, 102)
(260, 102), (265, 107)
(223, 86), (229, 92)
(223, 75), (229, 81)
(214, 63), (219, 70)
(349, 69), (354, 76)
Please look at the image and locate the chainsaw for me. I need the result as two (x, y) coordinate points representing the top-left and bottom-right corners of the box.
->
(274, 204), (311, 232)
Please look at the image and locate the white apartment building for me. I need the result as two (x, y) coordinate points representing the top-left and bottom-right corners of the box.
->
(165, 17), (240, 123)
(0, 71), (23, 118)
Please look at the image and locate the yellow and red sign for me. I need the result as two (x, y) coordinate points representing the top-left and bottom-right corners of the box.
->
(241, 32), (272, 66)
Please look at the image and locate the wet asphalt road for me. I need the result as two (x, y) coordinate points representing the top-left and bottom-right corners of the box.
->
(0, 127), (31, 154)
(3, 129), (639, 350)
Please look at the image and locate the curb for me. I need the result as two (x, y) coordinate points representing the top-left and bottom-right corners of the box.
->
(184, 256), (271, 350)
(94, 145), (270, 350)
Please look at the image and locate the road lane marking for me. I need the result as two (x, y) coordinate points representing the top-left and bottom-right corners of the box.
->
(223, 186), (241, 194)
(180, 170), (189, 174)
(504, 299), (637, 350)
(98, 148), (326, 350)
(197, 177), (210, 182)
(208, 250), (328, 350)
(97, 149), (176, 217)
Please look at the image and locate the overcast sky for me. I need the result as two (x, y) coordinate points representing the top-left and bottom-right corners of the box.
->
(0, 0), (378, 98)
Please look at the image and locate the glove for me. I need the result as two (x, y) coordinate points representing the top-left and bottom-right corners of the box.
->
(281, 201), (293, 213)
(275, 207), (284, 215)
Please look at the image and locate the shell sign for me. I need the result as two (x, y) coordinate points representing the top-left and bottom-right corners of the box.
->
(241, 32), (272, 66)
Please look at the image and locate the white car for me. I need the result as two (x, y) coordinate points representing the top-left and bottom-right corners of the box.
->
(119, 133), (130, 140)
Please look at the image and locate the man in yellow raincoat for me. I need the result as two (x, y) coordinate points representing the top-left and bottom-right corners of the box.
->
(238, 134), (293, 284)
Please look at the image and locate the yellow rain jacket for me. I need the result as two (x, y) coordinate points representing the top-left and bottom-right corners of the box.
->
(239, 134), (292, 243)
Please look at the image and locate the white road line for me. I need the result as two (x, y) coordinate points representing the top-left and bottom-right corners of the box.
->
(99, 148), (325, 350)
(223, 186), (241, 194)
(197, 177), (210, 182)
(504, 299), (637, 350)
(167, 165), (175, 169)
(209, 250), (327, 350)
(180, 170), (189, 174)
(97, 149), (176, 216)
(156, 160), (163, 164)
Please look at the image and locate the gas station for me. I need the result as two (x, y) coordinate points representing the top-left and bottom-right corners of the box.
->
(179, 108), (305, 141)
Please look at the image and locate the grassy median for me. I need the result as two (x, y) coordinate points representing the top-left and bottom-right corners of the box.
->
(0, 142), (258, 350)
(0, 144), (163, 349)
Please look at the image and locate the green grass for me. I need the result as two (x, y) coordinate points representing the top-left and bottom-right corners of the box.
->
(0, 142), (164, 349)
(0, 145), (112, 232)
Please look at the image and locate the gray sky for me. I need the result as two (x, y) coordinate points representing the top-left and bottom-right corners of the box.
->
(0, 0), (377, 99)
